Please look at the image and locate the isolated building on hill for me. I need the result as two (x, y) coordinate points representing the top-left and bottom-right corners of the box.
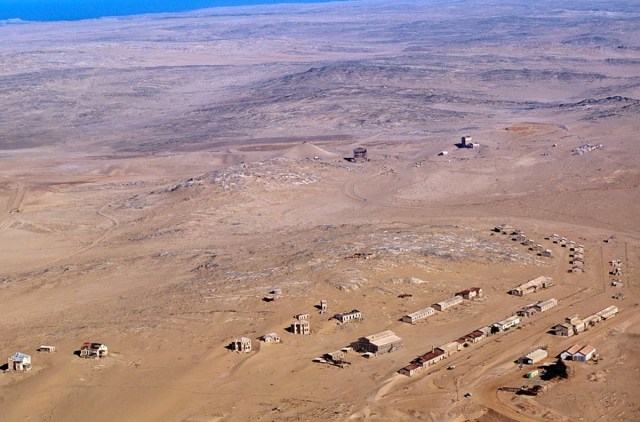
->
(38, 345), (56, 353)
(353, 330), (403, 355)
(232, 337), (252, 353)
(295, 313), (310, 321)
(79, 342), (108, 358)
(353, 147), (368, 161)
(334, 310), (362, 323)
(8, 352), (32, 372)
(402, 307), (435, 324)
(433, 295), (463, 311)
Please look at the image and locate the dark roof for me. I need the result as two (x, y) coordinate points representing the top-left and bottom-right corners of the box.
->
(416, 350), (444, 362)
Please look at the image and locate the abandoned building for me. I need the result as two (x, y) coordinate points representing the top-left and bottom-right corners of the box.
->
(398, 363), (423, 377)
(353, 147), (368, 161)
(295, 313), (310, 321)
(402, 306), (435, 324)
(353, 330), (403, 355)
(573, 344), (597, 361)
(517, 303), (539, 318)
(334, 309), (362, 323)
(436, 341), (463, 357)
(553, 323), (575, 337)
(261, 333), (281, 343)
(232, 337), (252, 353)
(540, 249), (552, 257)
(534, 298), (558, 313)
(517, 348), (548, 365)
(456, 287), (483, 300)
(37, 345), (56, 353)
(596, 305), (618, 319)
(320, 300), (327, 313)
(464, 329), (487, 343)
(323, 350), (345, 362)
(433, 295), (463, 311)
(509, 276), (553, 296)
(492, 315), (520, 332)
(8, 352), (32, 372)
(79, 342), (108, 359)
(416, 349), (446, 366)
(291, 320), (311, 335)
(494, 224), (515, 234)
(264, 288), (283, 301)
(560, 343), (584, 360)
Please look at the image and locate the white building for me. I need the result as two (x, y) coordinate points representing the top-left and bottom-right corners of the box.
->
(596, 305), (618, 320)
(534, 298), (558, 313)
(433, 295), (463, 311)
(261, 333), (281, 343)
(8, 352), (32, 372)
(509, 276), (553, 296)
(492, 315), (520, 331)
(334, 310), (362, 323)
(517, 349), (548, 365)
(574, 344), (597, 361)
(402, 307), (435, 324)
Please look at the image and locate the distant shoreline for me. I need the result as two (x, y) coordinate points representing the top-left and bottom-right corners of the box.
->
(0, 0), (349, 23)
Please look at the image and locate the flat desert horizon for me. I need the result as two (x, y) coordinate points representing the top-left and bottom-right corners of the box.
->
(1, 0), (639, 420)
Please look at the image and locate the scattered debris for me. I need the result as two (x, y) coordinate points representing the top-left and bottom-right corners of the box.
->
(572, 144), (603, 156)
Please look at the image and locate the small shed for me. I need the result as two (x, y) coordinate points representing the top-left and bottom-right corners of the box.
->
(262, 333), (281, 343)
(38, 345), (56, 353)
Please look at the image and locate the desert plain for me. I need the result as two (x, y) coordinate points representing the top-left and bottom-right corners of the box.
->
(1, 0), (640, 420)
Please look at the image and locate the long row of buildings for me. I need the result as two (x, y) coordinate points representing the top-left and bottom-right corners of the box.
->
(398, 305), (533, 377)
(553, 305), (618, 337)
(401, 288), (482, 324)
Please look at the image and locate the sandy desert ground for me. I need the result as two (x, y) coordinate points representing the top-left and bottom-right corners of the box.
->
(1, 0), (640, 420)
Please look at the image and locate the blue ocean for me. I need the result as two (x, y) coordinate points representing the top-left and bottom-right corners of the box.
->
(0, 0), (345, 22)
